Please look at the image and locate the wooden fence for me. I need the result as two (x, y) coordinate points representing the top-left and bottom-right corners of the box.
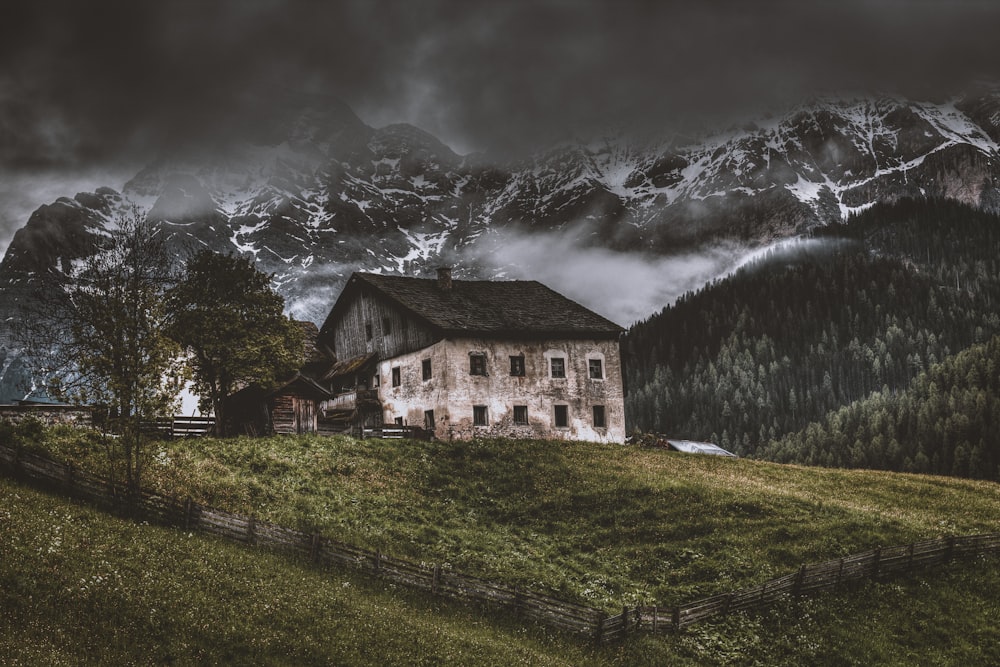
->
(1, 440), (998, 644)
(139, 416), (215, 439)
(361, 425), (432, 440)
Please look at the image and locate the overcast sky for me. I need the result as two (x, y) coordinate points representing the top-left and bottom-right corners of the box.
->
(2, 0), (999, 256)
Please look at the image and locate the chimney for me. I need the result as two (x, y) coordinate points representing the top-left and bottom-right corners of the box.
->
(436, 266), (453, 291)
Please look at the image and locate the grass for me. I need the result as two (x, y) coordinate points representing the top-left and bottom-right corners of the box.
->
(0, 476), (615, 666)
(4, 474), (1000, 665)
(18, 424), (1000, 612)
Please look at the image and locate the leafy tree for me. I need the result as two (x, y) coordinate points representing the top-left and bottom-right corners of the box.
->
(19, 204), (181, 494)
(166, 250), (303, 436)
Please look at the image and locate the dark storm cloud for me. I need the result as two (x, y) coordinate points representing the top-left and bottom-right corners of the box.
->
(2, 0), (998, 168)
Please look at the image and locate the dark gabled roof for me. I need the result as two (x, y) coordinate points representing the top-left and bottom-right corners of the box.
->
(228, 372), (332, 405)
(321, 272), (623, 339)
(274, 373), (333, 399)
(320, 352), (378, 383)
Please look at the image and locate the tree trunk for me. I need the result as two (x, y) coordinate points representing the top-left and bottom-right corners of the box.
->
(213, 396), (227, 437)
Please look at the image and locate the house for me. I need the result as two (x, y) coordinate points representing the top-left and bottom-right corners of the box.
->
(316, 268), (626, 443)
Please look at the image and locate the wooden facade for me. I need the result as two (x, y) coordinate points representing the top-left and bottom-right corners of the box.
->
(226, 374), (332, 436)
(324, 284), (440, 362)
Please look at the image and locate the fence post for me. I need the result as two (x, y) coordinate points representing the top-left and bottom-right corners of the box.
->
(793, 565), (806, 597)
(432, 564), (441, 594)
(671, 606), (680, 630)
(595, 612), (606, 644)
(872, 548), (881, 580)
(622, 606), (629, 638)
(374, 550), (382, 573)
(184, 497), (193, 531)
(946, 536), (956, 562)
(247, 515), (256, 546)
(907, 543), (915, 570)
(311, 533), (321, 564)
(837, 557), (844, 585)
(652, 605), (658, 634)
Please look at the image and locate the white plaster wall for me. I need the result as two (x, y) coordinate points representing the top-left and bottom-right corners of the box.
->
(377, 336), (625, 443)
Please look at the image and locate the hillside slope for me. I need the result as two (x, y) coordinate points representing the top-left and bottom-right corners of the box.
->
(19, 426), (1000, 611)
(4, 439), (1000, 665)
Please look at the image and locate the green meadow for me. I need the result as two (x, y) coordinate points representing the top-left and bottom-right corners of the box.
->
(5, 423), (1000, 664)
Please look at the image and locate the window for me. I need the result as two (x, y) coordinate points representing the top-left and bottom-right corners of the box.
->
(588, 358), (604, 380)
(513, 405), (528, 425)
(510, 355), (525, 377)
(593, 405), (606, 428)
(422, 358), (432, 381)
(470, 352), (487, 376)
(373, 373), (380, 387)
(473, 405), (488, 426)
(394, 416), (404, 425)
(424, 410), (435, 430)
(391, 366), (401, 387)
(550, 357), (566, 379)
(365, 323), (373, 341)
(554, 405), (568, 428)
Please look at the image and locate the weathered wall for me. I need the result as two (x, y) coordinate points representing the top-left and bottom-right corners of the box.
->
(378, 336), (626, 443)
(0, 405), (93, 428)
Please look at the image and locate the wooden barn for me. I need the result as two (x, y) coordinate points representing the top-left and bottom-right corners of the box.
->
(225, 373), (332, 436)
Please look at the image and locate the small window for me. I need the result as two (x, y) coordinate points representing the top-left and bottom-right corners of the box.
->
(373, 373), (380, 387)
(554, 405), (569, 428)
(473, 405), (488, 426)
(470, 352), (487, 376)
(365, 323), (373, 341)
(589, 358), (604, 380)
(394, 416), (404, 425)
(424, 410), (435, 430)
(383, 317), (392, 336)
(513, 405), (528, 425)
(550, 357), (566, 379)
(593, 405), (606, 428)
(391, 366), (401, 387)
(510, 355), (525, 377)
(422, 358), (432, 381)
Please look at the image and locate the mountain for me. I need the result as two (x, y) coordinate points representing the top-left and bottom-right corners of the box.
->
(3, 88), (1000, 400)
(622, 197), (1000, 479)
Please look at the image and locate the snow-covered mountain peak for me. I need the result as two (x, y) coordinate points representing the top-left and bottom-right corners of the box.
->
(6, 90), (1000, 328)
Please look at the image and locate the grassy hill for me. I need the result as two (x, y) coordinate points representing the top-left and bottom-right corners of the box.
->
(0, 476), (610, 666)
(15, 425), (1000, 609)
(4, 431), (1000, 665)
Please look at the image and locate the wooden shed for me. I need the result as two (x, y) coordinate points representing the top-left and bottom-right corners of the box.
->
(226, 373), (332, 436)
